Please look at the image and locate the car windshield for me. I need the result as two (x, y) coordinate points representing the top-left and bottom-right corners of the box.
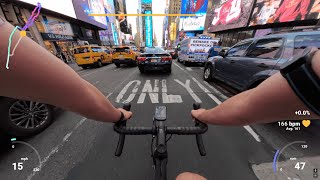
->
(145, 48), (166, 54)
(74, 47), (90, 54)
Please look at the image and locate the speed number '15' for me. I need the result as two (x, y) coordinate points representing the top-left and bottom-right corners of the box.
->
(12, 162), (23, 170)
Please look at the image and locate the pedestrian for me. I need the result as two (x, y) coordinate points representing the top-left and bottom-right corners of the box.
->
(60, 52), (67, 64)
(207, 41), (222, 59)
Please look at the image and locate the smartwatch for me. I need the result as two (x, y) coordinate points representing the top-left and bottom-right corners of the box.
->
(280, 47), (320, 116)
(114, 111), (124, 123)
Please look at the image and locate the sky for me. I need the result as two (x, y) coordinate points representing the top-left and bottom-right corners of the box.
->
(126, 0), (166, 46)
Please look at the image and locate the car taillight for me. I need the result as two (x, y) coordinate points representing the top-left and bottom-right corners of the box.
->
(161, 56), (172, 61)
(137, 57), (146, 61)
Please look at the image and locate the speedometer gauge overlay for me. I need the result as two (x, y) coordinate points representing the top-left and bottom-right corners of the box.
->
(0, 139), (42, 180)
(274, 141), (319, 180)
(252, 141), (320, 180)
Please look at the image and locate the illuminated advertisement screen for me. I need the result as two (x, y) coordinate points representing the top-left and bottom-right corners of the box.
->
(206, 0), (255, 32)
(145, 10), (153, 47)
(73, 0), (110, 29)
(142, 0), (152, 4)
(179, 0), (208, 31)
(18, 0), (76, 18)
(105, 0), (116, 23)
(250, 0), (320, 26)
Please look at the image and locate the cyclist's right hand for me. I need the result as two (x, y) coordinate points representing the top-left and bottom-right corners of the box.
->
(191, 109), (207, 122)
(117, 108), (132, 121)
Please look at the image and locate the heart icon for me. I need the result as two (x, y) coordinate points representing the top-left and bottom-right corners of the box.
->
(302, 120), (311, 127)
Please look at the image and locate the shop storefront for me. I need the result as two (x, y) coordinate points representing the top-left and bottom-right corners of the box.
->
(33, 15), (78, 58)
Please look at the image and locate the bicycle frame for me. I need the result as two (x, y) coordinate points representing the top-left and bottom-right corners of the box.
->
(153, 120), (168, 180)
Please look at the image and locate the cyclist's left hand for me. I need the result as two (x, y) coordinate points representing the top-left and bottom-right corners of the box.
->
(118, 108), (132, 120)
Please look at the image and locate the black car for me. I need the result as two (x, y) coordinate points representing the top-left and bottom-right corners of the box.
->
(137, 47), (172, 73)
(0, 97), (54, 137)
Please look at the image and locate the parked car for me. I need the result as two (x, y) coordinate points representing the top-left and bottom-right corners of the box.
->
(0, 97), (54, 137)
(74, 45), (113, 69)
(112, 46), (140, 68)
(137, 47), (172, 73)
(166, 49), (178, 59)
(203, 31), (320, 91)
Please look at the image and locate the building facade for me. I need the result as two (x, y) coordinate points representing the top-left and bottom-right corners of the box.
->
(0, 0), (122, 58)
(205, 0), (320, 47)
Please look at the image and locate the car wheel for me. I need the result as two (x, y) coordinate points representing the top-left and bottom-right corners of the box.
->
(177, 58), (180, 62)
(82, 65), (88, 69)
(115, 63), (120, 68)
(139, 66), (145, 73)
(203, 64), (214, 81)
(97, 60), (103, 68)
(0, 98), (54, 137)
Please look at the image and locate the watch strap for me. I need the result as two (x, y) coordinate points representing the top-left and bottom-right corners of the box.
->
(282, 54), (320, 116)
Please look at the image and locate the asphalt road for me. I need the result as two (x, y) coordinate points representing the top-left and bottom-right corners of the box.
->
(0, 60), (319, 180)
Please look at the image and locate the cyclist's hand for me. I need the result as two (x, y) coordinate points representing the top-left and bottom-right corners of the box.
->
(191, 109), (206, 121)
(118, 108), (132, 120)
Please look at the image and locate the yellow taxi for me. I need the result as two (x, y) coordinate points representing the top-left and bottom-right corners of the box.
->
(74, 45), (112, 69)
(112, 46), (140, 68)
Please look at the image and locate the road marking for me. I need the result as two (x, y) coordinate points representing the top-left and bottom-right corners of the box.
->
(243, 126), (261, 142)
(174, 62), (262, 143)
(186, 67), (193, 71)
(175, 79), (202, 103)
(174, 62), (188, 73)
(203, 81), (229, 100)
(26, 90), (116, 179)
(138, 80), (159, 103)
(200, 67), (204, 70)
(192, 77), (222, 105)
(116, 80), (141, 103)
(162, 80), (183, 103)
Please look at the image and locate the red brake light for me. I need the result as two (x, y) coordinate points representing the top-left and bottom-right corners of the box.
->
(137, 57), (147, 61)
(161, 56), (172, 61)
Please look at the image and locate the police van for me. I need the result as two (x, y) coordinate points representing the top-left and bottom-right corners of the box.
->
(178, 36), (220, 65)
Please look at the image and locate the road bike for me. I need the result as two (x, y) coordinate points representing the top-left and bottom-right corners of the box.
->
(113, 103), (208, 180)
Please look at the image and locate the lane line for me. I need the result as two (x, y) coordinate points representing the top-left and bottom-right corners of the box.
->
(192, 77), (222, 105)
(174, 62), (262, 143)
(186, 67), (193, 71)
(243, 126), (261, 142)
(26, 87), (119, 179)
(203, 81), (229, 100)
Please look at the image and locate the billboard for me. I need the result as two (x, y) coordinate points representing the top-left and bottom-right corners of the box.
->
(104, 0), (116, 23)
(18, 0), (76, 18)
(42, 16), (74, 36)
(250, 0), (320, 26)
(145, 10), (153, 47)
(72, 0), (110, 29)
(142, 0), (152, 4)
(179, 0), (209, 31)
(206, 0), (255, 32)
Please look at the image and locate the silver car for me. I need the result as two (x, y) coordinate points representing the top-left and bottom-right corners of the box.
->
(203, 31), (320, 91)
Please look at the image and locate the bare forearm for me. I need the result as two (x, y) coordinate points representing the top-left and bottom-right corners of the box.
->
(0, 19), (120, 122)
(198, 69), (320, 126)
